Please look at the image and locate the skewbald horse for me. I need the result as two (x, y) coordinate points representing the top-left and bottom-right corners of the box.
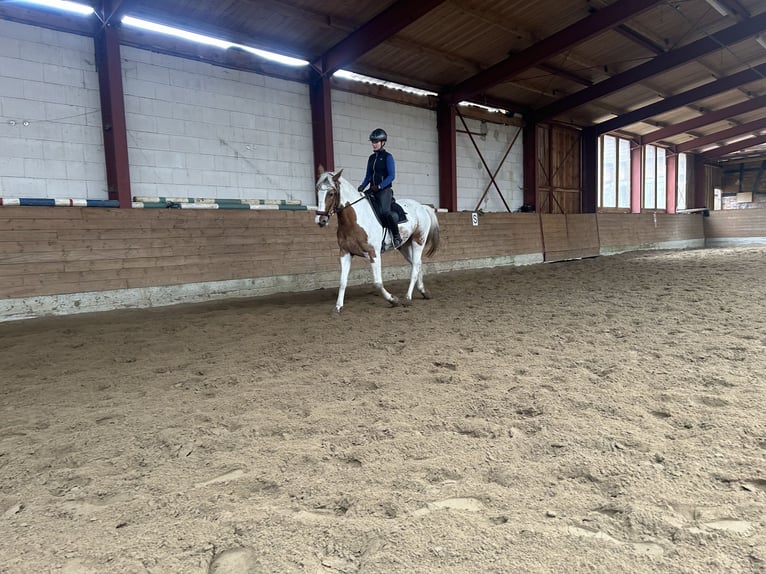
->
(315, 166), (440, 313)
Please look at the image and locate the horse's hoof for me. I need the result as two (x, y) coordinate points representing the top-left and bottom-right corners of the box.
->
(332, 307), (342, 315)
(421, 291), (432, 300)
(401, 298), (413, 307)
(388, 298), (400, 307)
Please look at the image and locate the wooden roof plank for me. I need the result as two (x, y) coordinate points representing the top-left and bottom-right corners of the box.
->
(642, 95), (766, 145)
(311, 0), (448, 76)
(441, 0), (663, 104)
(595, 63), (766, 135)
(536, 10), (766, 122)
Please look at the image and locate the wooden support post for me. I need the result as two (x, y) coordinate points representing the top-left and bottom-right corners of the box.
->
(581, 127), (597, 213)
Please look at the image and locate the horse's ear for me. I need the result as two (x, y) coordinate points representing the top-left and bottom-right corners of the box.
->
(332, 169), (343, 183)
(317, 164), (325, 176)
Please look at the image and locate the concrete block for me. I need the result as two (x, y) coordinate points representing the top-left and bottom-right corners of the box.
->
(47, 179), (89, 198)
(0, 156), (25, 177)
(66, 161), (106, 182)
(42, 63), (84, 87)
(84, 180), (107, 199)
(0, 137), (44, 159)
(0, 19), (43, 42)
(0, 35), (20, 58)
(4, 176), (46, 196)
(123, 78), (157, 99)
(43, 141), (85, 162)
(136, 63), (171, 85)
(3, 96), (45, 120)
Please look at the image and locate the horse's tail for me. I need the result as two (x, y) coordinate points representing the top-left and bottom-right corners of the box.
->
(424, 206), (440, 258)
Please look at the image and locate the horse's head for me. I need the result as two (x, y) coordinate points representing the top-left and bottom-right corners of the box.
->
(314, 166), (344, 227)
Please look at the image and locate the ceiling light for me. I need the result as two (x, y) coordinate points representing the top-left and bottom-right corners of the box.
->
(725, 135), (754, 144)
(121, 16), (308, 66)
(705, 0), (731, 16)
(235, 46), (308, 67)
(121, 16), (233, 49)
(333, 70), (437, 97)
(17, 0), (94, 16)
(757, 35), (766, 51)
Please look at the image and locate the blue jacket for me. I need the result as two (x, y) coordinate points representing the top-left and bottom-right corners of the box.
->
(360, 148), (395, 190)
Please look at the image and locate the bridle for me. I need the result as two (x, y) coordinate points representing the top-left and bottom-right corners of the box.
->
(315, 181), (367, 219)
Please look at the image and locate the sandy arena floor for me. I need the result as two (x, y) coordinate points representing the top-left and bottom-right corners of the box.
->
(1, 246), (765, 574)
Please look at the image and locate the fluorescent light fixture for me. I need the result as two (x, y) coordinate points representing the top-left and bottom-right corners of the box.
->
(757, 35), (766, 51)
(333, 69), (436, 97)
(700, 144), (721, 152)
(705, 0), (731, 16)
(121, 16), (308, 66)
(122, 16), (233, 49)
(17, 0), (94, 15)
(459, 101), (511, 115)
(725, 134), (754, 145)
(235, 46), (307, 67)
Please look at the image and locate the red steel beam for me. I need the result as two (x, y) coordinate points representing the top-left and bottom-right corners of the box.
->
(442, 0), (663, 104)
(95, 15), (132, 208)
(522, 124), (537, 209)
(595, 63), (766, 136)
(536, 11), (766, 122)
(641, 95), (766, 145)
(703, 134), (766, 159)
(311, 0), (447, 76)
(666, 153), (677, 214)
(676, 117), (766, 153)
(310, 74), (334, 175)
(437, 102), (457, 211)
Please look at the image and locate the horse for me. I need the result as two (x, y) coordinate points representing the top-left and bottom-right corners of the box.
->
(314, 166), (440, 313)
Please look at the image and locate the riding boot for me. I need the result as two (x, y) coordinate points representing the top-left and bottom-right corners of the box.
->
(391, 225), (403, 249)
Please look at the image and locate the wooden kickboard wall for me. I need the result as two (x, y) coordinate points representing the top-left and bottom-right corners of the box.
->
(0, 207), (756, 314)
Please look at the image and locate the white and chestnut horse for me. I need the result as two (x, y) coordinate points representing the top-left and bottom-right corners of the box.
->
(315, 167), (440, 313)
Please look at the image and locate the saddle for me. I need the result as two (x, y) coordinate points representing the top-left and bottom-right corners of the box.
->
(391, 201), (408, 224)
(366, 188), (408, 225)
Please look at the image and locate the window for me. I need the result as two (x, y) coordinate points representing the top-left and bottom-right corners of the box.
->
(643, 144), (666, 210)
(598, 135), (631, 209)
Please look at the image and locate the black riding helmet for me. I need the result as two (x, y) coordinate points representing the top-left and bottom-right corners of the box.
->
(369, 128), (387, 143)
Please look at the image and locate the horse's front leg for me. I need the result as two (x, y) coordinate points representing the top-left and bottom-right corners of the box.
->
(334, 253), (352, 313)
(371, 257), (399, 307)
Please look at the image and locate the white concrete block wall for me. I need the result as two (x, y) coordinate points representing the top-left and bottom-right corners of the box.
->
(332, 91), (439, 206)
(456, 116), (524, 212)
(332, 91), (523, 212)
(0, 20), (106, 199)
(122, 47), (314, 203)
(0, 19), (523, 211)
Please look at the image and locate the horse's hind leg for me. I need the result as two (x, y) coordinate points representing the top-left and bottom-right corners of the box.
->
(371, 258), (399, 307)
(399, 243), (430, 302)
(403, 245), (425, 304)
(416, 263), (430, 299)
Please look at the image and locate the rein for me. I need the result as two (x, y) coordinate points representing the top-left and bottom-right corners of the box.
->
(315, 187), (368, 218)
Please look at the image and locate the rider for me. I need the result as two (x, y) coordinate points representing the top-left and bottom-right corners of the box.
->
(358, 128), (403, 249)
